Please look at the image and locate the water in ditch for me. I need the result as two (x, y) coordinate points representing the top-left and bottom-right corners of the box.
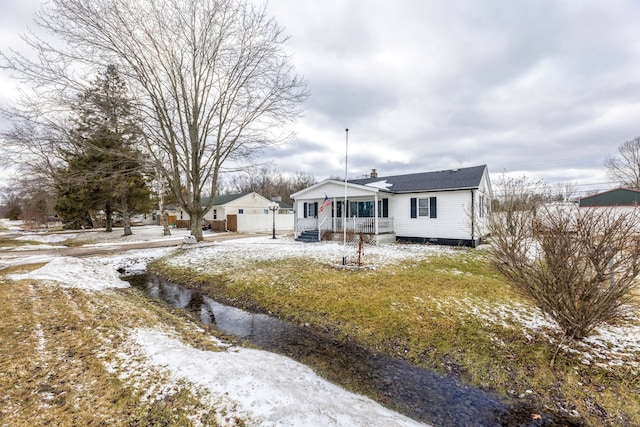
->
(127, 273), (579, 427)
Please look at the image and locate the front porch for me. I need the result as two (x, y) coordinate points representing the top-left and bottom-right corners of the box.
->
(295, 216), (395, 243)
(296, 216), (394, 235)
(291, 179), (396, 243)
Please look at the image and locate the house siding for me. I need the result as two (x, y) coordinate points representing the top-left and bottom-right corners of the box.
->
(392, 191), (473, 241)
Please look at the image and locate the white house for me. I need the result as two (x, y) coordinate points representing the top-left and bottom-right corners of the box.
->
(290, 165), (492, 247)
(201, 192), (293, 232)
(152, 192), (294, 233)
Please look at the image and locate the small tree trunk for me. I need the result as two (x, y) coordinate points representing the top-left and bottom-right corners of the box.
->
(158, 187), (171, 236)
(161, 211), (171, 236)
(105, 202), (113, 232)
(121, 197), (132, 236)
(88, 209), (98, 228)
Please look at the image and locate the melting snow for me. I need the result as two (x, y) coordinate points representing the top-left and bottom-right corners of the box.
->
(9, 257), (129, 290)
(2, 221), (640, 423)
(131, 328), (426, 426)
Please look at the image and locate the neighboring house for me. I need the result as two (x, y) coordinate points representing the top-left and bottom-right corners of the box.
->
(578, 188), (640, 229)
(291, 165), (492, 247)
(579, 188), (640, 208)
(150, 192), (294, 232)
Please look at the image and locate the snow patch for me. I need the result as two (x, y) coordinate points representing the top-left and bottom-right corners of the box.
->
(131, 328), (427, 427)
(364, 180), (393, 190)
(9, 257), (129, 290)
(166, 237), (453, 273)
(15, 233), (75, 243)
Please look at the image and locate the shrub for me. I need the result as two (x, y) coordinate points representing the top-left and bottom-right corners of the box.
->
(490, 203), (640, 341)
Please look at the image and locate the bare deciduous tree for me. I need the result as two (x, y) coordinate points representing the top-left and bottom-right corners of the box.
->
(553, 182), (578, 202)
(225, 166), (316, 204)
(488, 176), (640, 347)
(2, 0), (308, 241)
(605, 136), (640, 189)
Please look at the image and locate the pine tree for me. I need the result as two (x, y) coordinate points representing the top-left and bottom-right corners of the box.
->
(55, 65), (152, 233)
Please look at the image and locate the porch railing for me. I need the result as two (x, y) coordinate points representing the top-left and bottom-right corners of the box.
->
(335, 217), (394, 234)
(296, 217), (394, 236)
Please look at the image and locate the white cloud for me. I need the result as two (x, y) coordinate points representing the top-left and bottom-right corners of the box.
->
(3, 0), (640, 193)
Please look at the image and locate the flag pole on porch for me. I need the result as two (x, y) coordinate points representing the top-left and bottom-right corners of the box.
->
(343, 128), (348, 266)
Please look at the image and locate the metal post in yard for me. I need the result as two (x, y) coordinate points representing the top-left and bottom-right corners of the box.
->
(269, 201), (280, 239)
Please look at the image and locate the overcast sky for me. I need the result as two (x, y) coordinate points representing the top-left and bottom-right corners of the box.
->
(3, 0), (640, 195)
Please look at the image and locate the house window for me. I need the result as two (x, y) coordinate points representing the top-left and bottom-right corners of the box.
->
(213, 209), (217, 220)
(418, 198), (429, 217)
(180, 210), (183, 220)
(264, 209), (269, 214)
(332, 199), (388, 218)
(304, 202), (317, 218)
(479, 195), (484, 218)
(378, 199), (389, 217)
(411, 197), (437, 218)
(239, 209), (244, 214)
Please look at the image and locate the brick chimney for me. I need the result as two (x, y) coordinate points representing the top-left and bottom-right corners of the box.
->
(370, 168), (378, 178)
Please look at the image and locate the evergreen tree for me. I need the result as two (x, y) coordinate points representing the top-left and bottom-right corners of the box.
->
(55, 65), (152, 233)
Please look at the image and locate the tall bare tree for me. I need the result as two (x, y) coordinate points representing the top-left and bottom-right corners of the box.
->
(2, 0), (308, 241)
(4, 0), (308, 240)
(605, 136), (640, 189)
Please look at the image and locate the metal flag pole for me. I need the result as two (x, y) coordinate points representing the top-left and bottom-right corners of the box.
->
(343, 128), (348, 265)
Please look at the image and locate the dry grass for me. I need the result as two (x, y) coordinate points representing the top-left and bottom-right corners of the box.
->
(0, 238), (49, 248)
(0, 264), (232, 426)
(151, 249), (640, 426)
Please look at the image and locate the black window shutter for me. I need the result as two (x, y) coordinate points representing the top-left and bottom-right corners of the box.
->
(410, 198), (417, 218)
(382, 199), (389, 217)
(303, 202), (308, 218)
(313, 202), (318, 217)
(430, 197), (437, 218)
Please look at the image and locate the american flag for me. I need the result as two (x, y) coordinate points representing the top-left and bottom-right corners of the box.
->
(318, 194), (331, 213)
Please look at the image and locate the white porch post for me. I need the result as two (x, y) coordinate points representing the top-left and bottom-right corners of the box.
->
(374, 193), (379, 235)
(332, 197), (336, 232)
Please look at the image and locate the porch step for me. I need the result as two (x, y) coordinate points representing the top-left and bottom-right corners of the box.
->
(296, 230), (320, 242)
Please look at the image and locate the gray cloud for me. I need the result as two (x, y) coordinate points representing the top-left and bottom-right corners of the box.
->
(3, 0), (640, 195)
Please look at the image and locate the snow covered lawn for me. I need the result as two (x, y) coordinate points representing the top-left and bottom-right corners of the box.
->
(0, 221), (429, 426)
(2, 220), (640, 425)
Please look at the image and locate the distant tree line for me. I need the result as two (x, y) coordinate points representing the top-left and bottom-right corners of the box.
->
(222, 166), (316, 205)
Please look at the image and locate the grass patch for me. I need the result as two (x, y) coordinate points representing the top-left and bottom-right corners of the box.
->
(0, 272), (238, 426)
(0, 238), (52, 247)
(152, 248), (640, 426)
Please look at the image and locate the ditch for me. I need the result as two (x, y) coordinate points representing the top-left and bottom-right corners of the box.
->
(125, 273), (581, 427)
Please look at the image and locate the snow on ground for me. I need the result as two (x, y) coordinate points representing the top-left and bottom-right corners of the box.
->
(167, 234), (455, 274)
(68, 225), (202, 246)
(439, 296), (640, 368)
(1, 223), (431, 425)
(9, 256), (130, 290)
(0, 219), (24, 231)
(126, 328), (426, 427)
(15, 233), (75, 243)
(2, 221), (640, 422)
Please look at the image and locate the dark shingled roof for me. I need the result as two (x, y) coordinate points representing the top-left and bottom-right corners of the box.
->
(201, 193), (249, 206)
(349, 165), (488, 193)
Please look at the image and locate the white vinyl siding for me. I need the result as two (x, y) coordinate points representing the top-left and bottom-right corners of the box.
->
(393, 191), (472, 240)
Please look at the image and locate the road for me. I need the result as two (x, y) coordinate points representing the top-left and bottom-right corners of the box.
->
(0, 230), (271, 268)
